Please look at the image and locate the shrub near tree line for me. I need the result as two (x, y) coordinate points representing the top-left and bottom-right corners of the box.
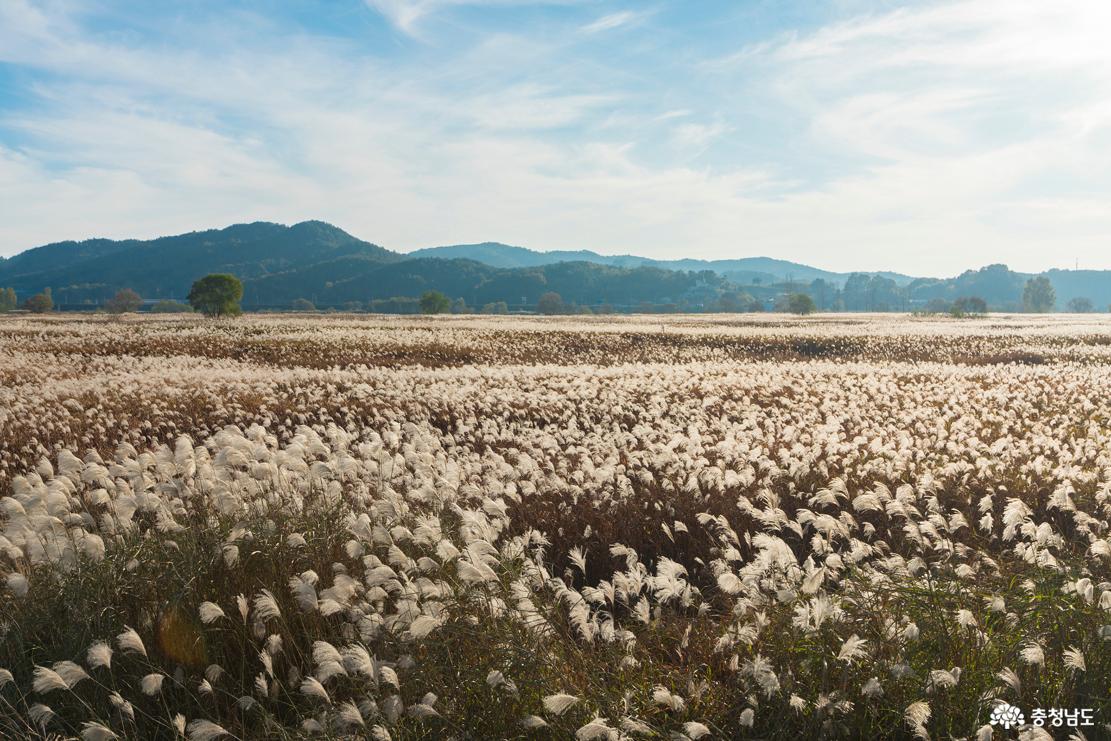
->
(1022, 277), (1055, 313)
(716, 290), (760, 313)
(950, 296), (987, 317)
(481, 301), (509, 314)
(291, 298), (316, 312)
(104, 289), (142, 314)
(537, 291), (563, 315)
(24, 288), (52, 313)
(150, 300), (194, 313)
(419, 290), (450, 315)
(1066, 297), (1093, 313)
(0, 287), (16, 312)
(787, 293), (816, 315)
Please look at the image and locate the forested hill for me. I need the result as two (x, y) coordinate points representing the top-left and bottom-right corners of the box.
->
(0, 221), (398, 302)
(0, 221), (730, 308)
(3, 221), (1111, 310)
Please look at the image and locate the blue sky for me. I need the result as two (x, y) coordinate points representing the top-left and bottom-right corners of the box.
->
(2, 0), (1110, 275)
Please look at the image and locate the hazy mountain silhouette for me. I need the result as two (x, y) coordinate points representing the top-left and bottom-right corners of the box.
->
(409, 242), (917, 286)
(0, 222), (727, 308)
(2, 221), (1110, 310)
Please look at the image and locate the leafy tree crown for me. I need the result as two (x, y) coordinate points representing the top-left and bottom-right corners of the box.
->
(188, 274), (243, 317)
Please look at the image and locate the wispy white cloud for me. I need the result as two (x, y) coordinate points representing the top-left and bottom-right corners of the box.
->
(3, 1), (1111, 276)
(655, 109), (691, 121)
(672, 120), (730, 150)
(454, 84), (617, 130)
(364, 0), (582, 35)
(363, 0), (437, 33)
(580, 10), (644, 34)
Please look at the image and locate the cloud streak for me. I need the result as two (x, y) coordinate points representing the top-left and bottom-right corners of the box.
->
(580, 10), (644, 34)
(364, 0), (583, 35)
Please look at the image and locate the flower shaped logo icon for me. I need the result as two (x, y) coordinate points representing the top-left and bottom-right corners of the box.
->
(990, 703), (1025, 729)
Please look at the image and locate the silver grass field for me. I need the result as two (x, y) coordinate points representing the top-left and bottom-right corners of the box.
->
(0, 313), (1109, 740)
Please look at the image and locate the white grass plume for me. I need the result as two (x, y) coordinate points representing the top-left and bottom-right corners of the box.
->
(116, 626), (146, 657)
(543, 693), (580, 715)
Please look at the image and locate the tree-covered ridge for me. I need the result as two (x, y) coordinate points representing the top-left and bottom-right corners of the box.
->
(0, 221), (398, 304)
(409, 241), (917, 286)
(0, 222), (732, 310)
(3, 222), (1111, 311)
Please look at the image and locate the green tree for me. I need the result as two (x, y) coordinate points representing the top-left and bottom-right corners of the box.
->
(291, 298), (316, 312)
(537, 291), (563, 315)
(451, 298), (470, 314)
(0, 287), (15, 312)
(1022, 277), (1055, 313)
(1066, 296), (1093, 313)
(786, 293), (816, 315)
(24, 292), (53, 313)
(105, 288), (143, 314)
(188, 274), (243, 317)
(419, 290), (450, 315)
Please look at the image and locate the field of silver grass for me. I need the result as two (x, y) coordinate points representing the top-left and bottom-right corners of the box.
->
(1, 313), (1109, 740)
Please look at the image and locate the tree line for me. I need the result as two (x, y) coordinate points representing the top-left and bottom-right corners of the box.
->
(3, 273), (1109, 318)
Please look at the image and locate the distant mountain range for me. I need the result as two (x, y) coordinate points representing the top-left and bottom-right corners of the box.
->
(0, 222), (728, 309)
(1, 221), (1109, 311)
(409, 242), (917, 286)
